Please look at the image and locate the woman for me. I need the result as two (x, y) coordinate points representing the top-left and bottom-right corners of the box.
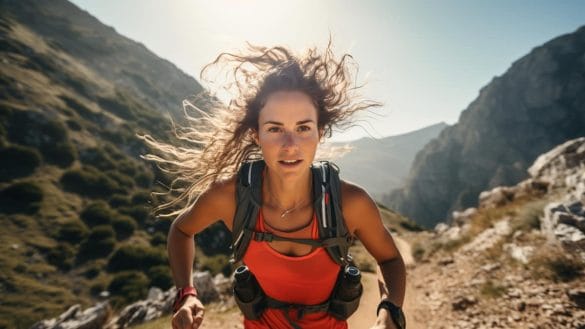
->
(141, 41), (406, 329)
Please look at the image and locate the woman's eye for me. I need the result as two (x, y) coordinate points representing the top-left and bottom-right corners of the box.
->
(298, 126), (311, 132)
(267, 127), (281, 133)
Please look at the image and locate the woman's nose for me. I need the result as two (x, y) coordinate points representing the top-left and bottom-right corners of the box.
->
(281, 132), (297, 148)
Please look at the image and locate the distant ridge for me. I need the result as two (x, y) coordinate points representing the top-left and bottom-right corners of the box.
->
(330, 122), (448, 200)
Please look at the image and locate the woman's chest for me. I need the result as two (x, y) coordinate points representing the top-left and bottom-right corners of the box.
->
(259, 207), (317, 257)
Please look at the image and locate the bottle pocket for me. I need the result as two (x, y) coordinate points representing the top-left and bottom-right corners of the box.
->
(328, 284), (363, 320)
(233, 287), (266, 320)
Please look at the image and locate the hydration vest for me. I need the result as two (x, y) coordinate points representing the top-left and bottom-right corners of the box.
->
(230, 159), (354, 266)
(229, 159), (362, 327)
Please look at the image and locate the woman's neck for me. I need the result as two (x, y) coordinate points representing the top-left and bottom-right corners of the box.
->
(263, 167), (312, 211)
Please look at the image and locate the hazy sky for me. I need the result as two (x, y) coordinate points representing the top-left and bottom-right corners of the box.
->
(70, 0), (585, 142)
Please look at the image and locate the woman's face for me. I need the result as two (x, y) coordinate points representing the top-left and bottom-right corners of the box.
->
(253, 90), (322, 179)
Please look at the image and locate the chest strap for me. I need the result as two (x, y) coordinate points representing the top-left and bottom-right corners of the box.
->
(264, 295), (331, 329)
(248, 229), (351, 248)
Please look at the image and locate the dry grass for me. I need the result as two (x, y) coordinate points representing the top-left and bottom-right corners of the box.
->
(528, 242), (585, 282)
(479, 279), (508, 299)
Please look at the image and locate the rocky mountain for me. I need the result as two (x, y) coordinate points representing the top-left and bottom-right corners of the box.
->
(330, 122), (448, 201)
(405, 136), (585, 329)
(385, 25), (585, 228)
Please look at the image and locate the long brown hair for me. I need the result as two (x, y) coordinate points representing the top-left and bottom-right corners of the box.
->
(139, 39), (381, 219)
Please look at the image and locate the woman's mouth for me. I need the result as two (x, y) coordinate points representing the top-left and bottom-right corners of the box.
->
(278, 159), (303, 167)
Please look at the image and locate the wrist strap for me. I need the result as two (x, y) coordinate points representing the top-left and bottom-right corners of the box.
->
(376, 298), (400, 316)
(173, 286), (198, 313)
(377, 299), (406, 329)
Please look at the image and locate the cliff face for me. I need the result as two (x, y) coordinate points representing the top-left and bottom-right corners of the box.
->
(386, 25), (585, 228)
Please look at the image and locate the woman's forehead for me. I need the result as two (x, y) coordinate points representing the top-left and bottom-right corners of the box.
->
(259, 91), (317, 122)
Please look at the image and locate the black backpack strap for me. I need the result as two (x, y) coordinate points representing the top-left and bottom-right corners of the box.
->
(232, 159), (352, 265)
(312, 161), (353, 265)
(248, 228), (350, 248)
(264, 295), (331, 329)
(231, 159), (266, 263)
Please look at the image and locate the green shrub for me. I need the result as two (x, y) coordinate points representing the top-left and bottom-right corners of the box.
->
(60, 95), (95, 119)
(153, 218), (172, 234)
(65, 119), (82, 131)
(117, 205), (151, 224)
(131, 191), (151, 205)
(150, 232), (167, 247)
(61, 166), (121, 198)
(480, 280), (507, 299)
(109, 194), (131, 208)
(42, 141), (77, 168)
(57, 220), (89, 244)
(104, 170), (134, 191)
(78, 147), (116, 171)
(111, 215), (136, 240)
(118, 160), (137, 177)
(90, 280), (107, 297)
(134, 170), (154, 188)
(46, 242), (76, 271)
(108, 244), (167, 272)
(97, 94), (136, 121)
(80, 201), (113, 227)
(196, 222), (232, 255)
(0, 181), (43, 214)
(108, 271), (149, 308)
(148, 265), (173, 290)
(77, 226), (116, 261)
(0, 145), (42, 181)
(83, 260), (105, 279)
(199, 254), (231, 277)
(6, 110), (67, 148)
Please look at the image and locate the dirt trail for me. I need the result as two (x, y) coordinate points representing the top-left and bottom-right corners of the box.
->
(348, 235), (428, 329)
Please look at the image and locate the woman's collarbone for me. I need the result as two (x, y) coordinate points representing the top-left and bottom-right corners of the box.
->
(262, 206), (314, 234)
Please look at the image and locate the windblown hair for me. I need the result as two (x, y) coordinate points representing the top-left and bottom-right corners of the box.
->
(139, 40), (381, 219)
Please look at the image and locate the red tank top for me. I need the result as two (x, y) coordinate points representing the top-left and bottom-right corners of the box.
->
(242, 209), (348, 329)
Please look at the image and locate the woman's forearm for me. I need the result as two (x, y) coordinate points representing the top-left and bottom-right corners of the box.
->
(376, 256), (406, 306)
(167, 223), (196, 288)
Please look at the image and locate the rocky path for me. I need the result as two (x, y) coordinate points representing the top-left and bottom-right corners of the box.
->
(348, 235), (429, 329)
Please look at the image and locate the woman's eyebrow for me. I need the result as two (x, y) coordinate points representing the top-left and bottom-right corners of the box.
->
(263, 119), (315, 126)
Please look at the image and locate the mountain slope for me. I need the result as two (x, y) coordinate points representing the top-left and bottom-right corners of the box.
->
(330, 122), (448, 200)
(1, 0), (203, 121)
(385, 25), (585, 228)
(0, 1), (213, 328)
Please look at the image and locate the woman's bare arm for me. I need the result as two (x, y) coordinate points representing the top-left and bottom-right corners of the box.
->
(341, 181), (406, 327)
(167, 177), (237, 288)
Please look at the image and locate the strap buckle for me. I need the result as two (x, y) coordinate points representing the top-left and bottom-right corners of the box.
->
(254, 231), (274, 242)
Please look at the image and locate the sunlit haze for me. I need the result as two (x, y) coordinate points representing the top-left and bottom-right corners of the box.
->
(71, 0), (585, 142)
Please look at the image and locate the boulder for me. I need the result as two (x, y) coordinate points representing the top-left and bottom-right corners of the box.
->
(30, 302), (110, 329)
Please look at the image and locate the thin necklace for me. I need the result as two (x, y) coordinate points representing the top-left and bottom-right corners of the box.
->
(266, 191), (312, 218)
(264, 172), (313, 218)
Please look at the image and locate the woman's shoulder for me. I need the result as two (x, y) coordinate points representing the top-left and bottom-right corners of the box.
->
(339, 179), (378, 235)
(339, 179), (372, 206)
(193, 174), (238, 229)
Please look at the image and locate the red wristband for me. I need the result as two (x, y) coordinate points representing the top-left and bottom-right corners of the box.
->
(172, 286), (198, 313)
